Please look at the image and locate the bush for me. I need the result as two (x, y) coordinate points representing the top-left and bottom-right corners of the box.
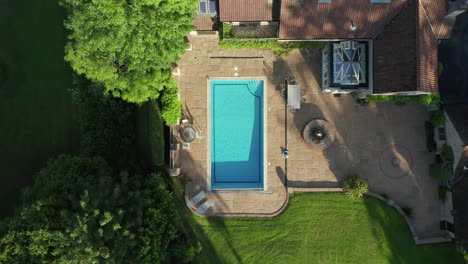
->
(342, 174), (368, 199)
(425, 121), (436, 152)
(438, 185), (450, 201)
(430, 163), (453, 182)
(74, 76), (137, 168)
(366, 94), (440, 106)
(440, 144), (454, 162)
(160, 74), (182, 126)
(430, 110), (445, 127)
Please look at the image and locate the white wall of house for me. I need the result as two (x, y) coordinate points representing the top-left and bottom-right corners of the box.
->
(445, 111), (466, 172)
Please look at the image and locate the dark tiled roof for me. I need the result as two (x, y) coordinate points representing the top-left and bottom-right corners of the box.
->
(219, 0), (274, 22)
(194, 16), (219, 31)
(373, 1), (417, 94)
(278, 0), (409, 40)
(445, 104), (468, 145)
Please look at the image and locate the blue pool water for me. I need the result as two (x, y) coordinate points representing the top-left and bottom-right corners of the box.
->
(211, 80), (264, 189)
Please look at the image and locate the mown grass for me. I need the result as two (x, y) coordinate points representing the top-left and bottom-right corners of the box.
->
(136, 100), (166, 168)
(171, 179), (463, 264)
(0, 0), (80, 217)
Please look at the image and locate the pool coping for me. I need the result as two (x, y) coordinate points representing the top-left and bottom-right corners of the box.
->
(207, 76), (268, 192)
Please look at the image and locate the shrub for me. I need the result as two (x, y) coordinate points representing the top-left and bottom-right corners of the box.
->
(440, 144), (454, 162)
(402, 207), (413, 218)
(222, 23), (234, 39)
(438, 62), (444, 77)
(342, 174), (368, 199)
(438, 185), (450, 201)
(365, 94), (440, 105)
(425, 121), (436, 152)
(160, 75), (182, 126)
(430, 110), (445, 127)
(430, 163), (453, 182)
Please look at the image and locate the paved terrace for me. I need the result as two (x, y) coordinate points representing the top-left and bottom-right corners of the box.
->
(174, 35), (443, 238)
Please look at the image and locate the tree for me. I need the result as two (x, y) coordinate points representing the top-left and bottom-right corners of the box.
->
(60, 0), (197, 103)
(0, 155), (189, 264)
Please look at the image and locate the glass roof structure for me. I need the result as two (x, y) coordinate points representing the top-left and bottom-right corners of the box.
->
(332, 41), (366, 86)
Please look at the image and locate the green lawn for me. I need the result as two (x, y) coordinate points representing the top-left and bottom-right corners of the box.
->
(0, 0), (79, 217)
(173, 182), (463, 263)
(136, 100), (166, 168)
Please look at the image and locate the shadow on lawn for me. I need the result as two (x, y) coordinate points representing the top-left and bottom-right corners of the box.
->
(363, 195), (463, 264)
(169, 177), (228, 264)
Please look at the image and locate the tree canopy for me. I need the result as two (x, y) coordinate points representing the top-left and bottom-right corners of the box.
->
(61, 0), (197, 104)
(0, 155), (190, 264)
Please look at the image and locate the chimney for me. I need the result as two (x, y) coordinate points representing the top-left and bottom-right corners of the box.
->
(446, 0), (468, 18)
(350, 20), (357, 32)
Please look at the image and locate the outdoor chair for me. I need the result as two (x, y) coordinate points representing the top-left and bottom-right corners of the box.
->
(196, 131), (203, 138)
(186, 191), (207, 210)
(182, 142), (190, 150)
(195, 198), (215, 215)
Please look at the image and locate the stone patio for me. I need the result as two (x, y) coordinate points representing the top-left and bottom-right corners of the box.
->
(174, 34), (443, 238)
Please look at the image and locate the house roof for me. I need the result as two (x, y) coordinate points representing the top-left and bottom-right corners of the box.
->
(420, 0), (456, 39)
(445, 104), (468, 145)
(278, 0), (455, 40)
(219, 0), (274, 22)
(278, 0), (409, 40)
(373, 1), (418, 94)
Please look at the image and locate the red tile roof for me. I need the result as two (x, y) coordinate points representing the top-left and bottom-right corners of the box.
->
(417, 1), (439, 93)
(219, 0), (274, 22)
(279, 0), (409, 40)
(373, 1), (417, 94)
(420, 0), (456, 39)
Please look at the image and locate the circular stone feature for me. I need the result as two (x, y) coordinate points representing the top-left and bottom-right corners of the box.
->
(302, 119), (335, 151)
(379, 144), (413, 179)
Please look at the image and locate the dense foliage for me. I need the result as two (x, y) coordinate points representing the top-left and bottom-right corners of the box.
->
(366, 94), (440, 105)
(430, 144), (454, 182)
(425, 121), (437, 152)
(0, 155), (187, 264)
(73, 76), (138, 168)
(430, 110), (446, 127)
(342, 174), (368, 199)
(160, 74), (182, 126)
(60, 0), (197, 103)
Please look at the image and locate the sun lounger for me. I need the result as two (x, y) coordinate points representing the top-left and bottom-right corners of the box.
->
(186, 191), (206, 210)
(195, 198), (215, 215)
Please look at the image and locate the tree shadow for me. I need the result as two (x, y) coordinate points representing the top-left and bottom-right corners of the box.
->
(169, 177), (227, 264)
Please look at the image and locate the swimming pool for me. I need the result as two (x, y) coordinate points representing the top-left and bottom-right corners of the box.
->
(210, 79), (265, 189)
